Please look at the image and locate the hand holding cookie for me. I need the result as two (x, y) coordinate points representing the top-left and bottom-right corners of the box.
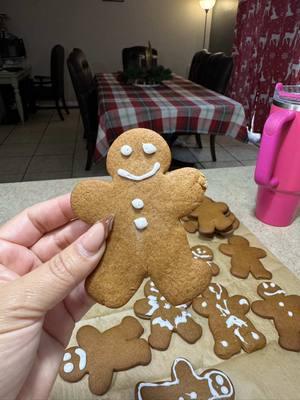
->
(0, 194), (111, 400)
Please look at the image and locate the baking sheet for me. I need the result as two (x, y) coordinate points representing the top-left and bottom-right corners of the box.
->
(50, 223), (300, 400)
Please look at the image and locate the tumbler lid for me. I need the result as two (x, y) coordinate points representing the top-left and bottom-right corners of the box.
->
(273, 83), (300, 111)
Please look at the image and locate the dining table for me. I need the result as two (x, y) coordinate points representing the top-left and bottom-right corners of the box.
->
(95, 73), (247, 159)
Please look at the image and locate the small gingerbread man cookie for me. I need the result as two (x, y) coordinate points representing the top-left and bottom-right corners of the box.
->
(193, 283), (266, 359)
(252, 282), (300, 352)
(59, 317), (151, 395)
(134, 281), (202, 350)
(72, 128), (212, 307)
(191, 245), (220, 276)
(135, 357), (235, 400)
(189, 196), (235, 234)
(219, 235), (272, 279)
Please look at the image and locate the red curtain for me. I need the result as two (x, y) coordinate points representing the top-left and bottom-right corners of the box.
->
(228, 0), (300, 132)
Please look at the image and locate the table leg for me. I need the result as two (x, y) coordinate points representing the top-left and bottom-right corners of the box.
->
(12, 81), (25, 123)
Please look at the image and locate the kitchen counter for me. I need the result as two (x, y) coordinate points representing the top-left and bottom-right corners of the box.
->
(0, 166), (299, 277)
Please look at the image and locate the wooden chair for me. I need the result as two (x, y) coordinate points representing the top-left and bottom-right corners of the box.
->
(67, 48), (98, 170)
(33, 44), (69, 120)
(188, 50), (233, 161)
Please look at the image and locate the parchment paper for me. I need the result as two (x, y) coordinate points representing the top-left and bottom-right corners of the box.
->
(51, 223), (300, 400)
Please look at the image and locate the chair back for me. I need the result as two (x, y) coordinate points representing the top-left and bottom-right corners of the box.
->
(188, 50), (233, 94)
(67, 48), (98, 139)
(50, 44), (65, 97)
(122, 46), (158, 71)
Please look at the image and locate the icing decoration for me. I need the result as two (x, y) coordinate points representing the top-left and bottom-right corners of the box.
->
(239, 299), (248, 306)
(146, 295), (160, 316)
(74, 348), (87, 371)
(251, 332), (260, 340)
(278, 302), (284, 307)
(270, 283), (276, 288)
(263, 289), (286, 296)
(221, 340), (229, 347)
(288, 311), (293, 317)
(142, 143), (157, 154)
(134, 217), (148, 230)
(132, 198), (144, 209)
(63, 352), (71, 362)
(202, 301), (208, 308)
(136, 357), (235, 400)
(117, 162), (160, 181)
(64, 362), (74, 373)
(152, 316), (173, 331)
(120, 144), (133, 156)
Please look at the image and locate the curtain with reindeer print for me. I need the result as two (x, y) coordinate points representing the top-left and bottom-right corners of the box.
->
(228, 0), (300, 132)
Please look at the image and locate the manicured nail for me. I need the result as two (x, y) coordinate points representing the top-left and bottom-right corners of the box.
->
(101, 215), (114, 238)
(78, 222), (105, 256)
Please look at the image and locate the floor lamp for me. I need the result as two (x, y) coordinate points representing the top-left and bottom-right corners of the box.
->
(199, 0), (216, 49)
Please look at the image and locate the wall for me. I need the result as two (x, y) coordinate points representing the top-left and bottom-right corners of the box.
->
(2, 0), (212, 100)
(209, 0), (239, 55)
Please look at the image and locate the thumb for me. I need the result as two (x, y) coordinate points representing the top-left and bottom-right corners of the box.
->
(15, 216), (113, 315)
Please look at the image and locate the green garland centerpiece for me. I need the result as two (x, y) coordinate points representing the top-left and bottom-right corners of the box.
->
(121, 42), (172, 86)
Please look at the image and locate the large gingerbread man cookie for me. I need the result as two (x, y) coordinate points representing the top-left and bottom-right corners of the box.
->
(219, 235), (272, 279)
(59, 317), (151, 395)
(72, 128), (212, 307)
(193, 283), (266, 359)
(135, 357), (235, 400)
(252, 282), (300, 352)
(134, 280), (202, 350)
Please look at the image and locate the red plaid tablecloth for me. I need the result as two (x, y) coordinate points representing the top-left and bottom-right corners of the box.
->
(95, 73), (247, 158)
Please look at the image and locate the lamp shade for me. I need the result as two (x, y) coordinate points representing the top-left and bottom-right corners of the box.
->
(199, 0), (216, 10)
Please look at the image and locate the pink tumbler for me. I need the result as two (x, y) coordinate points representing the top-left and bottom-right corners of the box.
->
(255, 83), (300, 227)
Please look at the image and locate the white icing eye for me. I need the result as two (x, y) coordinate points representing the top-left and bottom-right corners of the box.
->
(120, 145), (133, 156)
(143, 143), (157, 154)
(216, 375), (224, 385)
(262, 282), (269, 289)
(63, 352), (72, 361)
(270, 283), (276, 288)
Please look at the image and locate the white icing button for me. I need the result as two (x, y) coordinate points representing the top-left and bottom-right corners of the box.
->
(202, 301), (208, 308)
(63, 352), (71, 362)
(160, 296), (166, 301)
(251, 332), (260, 340)
(164, 303), (172, 309)
(132, 198), (144, 209)
(143, 143), (157, 154)
(64, 362), (74, 373)
(216, 375), (224, 385)
(221, 340), (228, 347)
(278, 302), (284, 307)
(134, 217), (148, 230)
(189, 393), (198, 399)
(288, 311), (293, 317)
(120, 144), (133, 156)
(221, 386), (229, 395)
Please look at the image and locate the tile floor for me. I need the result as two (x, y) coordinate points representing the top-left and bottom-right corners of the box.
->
(0, 109), (258, 183)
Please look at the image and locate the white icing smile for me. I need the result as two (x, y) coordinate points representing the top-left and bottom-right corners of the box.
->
(118, 162), (160, 181)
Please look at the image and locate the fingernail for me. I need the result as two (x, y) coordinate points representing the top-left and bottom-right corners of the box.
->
(78, 222), (106, 256)
(101, 215), (114, 238)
